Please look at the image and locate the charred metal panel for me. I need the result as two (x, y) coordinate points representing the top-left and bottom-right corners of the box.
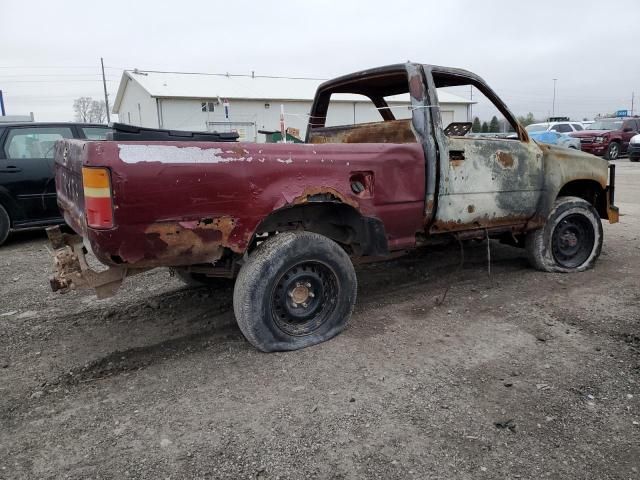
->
(536, 143), (610, 219)
(308, 119), (415, 144)
(432, 136), (544, 233)
(406, 63), (438, 225)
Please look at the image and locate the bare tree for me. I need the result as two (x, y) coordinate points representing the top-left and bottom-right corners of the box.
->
(73, 97), (93, 122)
(73, 97), (107, 123)
(89, 100), (107, 123)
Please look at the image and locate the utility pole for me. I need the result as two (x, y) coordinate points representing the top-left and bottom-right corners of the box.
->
(552, 78), (557, 118)
(632, 92), (635, 116)
(469, 85), (473, 121)
(101, 57), (111, 124)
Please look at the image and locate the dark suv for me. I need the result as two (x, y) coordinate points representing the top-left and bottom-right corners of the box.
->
(0, 122), (110, 245)
(570, 117), (640, 160)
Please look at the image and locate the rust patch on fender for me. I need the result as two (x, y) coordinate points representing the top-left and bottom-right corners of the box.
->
(495, 151), (514, 168)
(290, 186), (360, 210)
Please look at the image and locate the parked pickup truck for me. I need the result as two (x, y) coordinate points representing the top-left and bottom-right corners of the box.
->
(570, 117), (640, 160)
(47, 63), (619, 352)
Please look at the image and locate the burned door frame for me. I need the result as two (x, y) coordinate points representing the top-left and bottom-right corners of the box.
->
(421, 65), (544, 234)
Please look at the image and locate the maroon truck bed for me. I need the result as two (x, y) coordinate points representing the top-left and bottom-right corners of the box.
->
(55, 139), (426, 268)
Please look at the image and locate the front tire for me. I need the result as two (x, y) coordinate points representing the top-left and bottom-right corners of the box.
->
(0, 205), (10, 246)
(526, 196), (603, 273)
(233, 231), (357, 352)
(604, 142), (620, 160)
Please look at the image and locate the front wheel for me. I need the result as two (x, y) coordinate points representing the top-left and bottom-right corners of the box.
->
(526, 196), (603, 273)
(604, 142), (620, 160)
(233, 231), (357, 352)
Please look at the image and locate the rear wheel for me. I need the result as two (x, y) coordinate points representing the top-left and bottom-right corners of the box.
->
(233, 231), (357, 352)
(604, 142), (620, 160)
(526, 196), (603, 273)
(0, 205), (10, 246)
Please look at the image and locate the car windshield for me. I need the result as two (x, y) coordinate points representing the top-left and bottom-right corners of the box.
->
(587, 120), (623, 131)
(525, 124), (549, 133)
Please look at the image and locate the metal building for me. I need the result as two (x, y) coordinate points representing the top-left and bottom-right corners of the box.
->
(112, 70), (474, 142)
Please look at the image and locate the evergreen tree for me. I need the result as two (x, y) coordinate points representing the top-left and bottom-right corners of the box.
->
(481, 121), (489, 133)
(472, 117), (481, 133)
(489, 115), (500, 133)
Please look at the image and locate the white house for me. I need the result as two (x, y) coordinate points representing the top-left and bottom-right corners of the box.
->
(112, 69), (474, 142)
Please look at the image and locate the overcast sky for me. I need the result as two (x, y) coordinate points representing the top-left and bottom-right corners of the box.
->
(2, 0), (639, 123)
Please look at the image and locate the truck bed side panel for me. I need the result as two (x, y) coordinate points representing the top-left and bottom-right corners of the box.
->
(56, 140), (426, 267)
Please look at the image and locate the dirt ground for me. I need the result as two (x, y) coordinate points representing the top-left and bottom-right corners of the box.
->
(1, 160), (639, 480)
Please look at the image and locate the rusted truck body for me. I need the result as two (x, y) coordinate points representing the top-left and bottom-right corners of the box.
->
(48, 63), (618, 351)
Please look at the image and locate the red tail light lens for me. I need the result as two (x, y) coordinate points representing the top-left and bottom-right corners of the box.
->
(82, 167), (114, 229)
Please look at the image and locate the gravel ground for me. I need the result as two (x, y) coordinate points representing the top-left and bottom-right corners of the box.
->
(1, 160), (639, 480)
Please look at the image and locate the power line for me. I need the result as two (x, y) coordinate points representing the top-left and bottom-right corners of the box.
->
(0, 79), (116, 83)
(0, 74), (119, 79)
(127, 68), (328, 81)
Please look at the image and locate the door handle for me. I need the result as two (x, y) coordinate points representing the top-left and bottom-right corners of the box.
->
(0, 165), (22, 173)
(449, 150), (465, 161)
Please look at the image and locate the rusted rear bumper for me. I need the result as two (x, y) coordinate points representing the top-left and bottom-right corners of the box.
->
(46, 226), (145, 299)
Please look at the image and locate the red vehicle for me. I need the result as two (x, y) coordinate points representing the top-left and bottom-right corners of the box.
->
(570, 117), (640, 160)
(47, 63), (619, 352)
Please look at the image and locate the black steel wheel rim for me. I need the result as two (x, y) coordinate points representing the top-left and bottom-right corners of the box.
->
(551, 213), (595, 268)
(271, 261), (339, 336)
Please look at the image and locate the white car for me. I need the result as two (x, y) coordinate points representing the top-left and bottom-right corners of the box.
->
(629, 134), (640, 162)
(526, 121), (585, 134)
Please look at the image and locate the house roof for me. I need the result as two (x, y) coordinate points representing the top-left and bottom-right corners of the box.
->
(113, 69), (474, 113)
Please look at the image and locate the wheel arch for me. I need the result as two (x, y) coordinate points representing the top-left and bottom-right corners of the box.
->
(251, 201), (389, 257)
(557, 179), (608, 219)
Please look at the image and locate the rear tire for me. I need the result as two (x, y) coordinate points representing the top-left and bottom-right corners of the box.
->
(0, 205), (10, 246)
(233, 231), (357, 352)
(174, 268), (234, 289)
(526, 196), (603, 273)
(604, 142), (620, 160)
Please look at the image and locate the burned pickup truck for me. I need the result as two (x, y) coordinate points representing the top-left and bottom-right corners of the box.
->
(48, 63), (618, 352)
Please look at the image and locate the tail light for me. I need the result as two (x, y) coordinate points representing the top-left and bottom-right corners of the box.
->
(82, 167), (114, 229)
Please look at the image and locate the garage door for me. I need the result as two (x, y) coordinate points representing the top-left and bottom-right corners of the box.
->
(206, 121), (256, 142)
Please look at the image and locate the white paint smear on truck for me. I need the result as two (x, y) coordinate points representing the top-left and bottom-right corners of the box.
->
(118, 144), (237, 164)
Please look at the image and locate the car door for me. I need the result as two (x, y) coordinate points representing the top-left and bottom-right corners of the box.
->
(0, 125), (73, 224)
(438, 134), (544, 232)
(428, 70), (544, 233)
